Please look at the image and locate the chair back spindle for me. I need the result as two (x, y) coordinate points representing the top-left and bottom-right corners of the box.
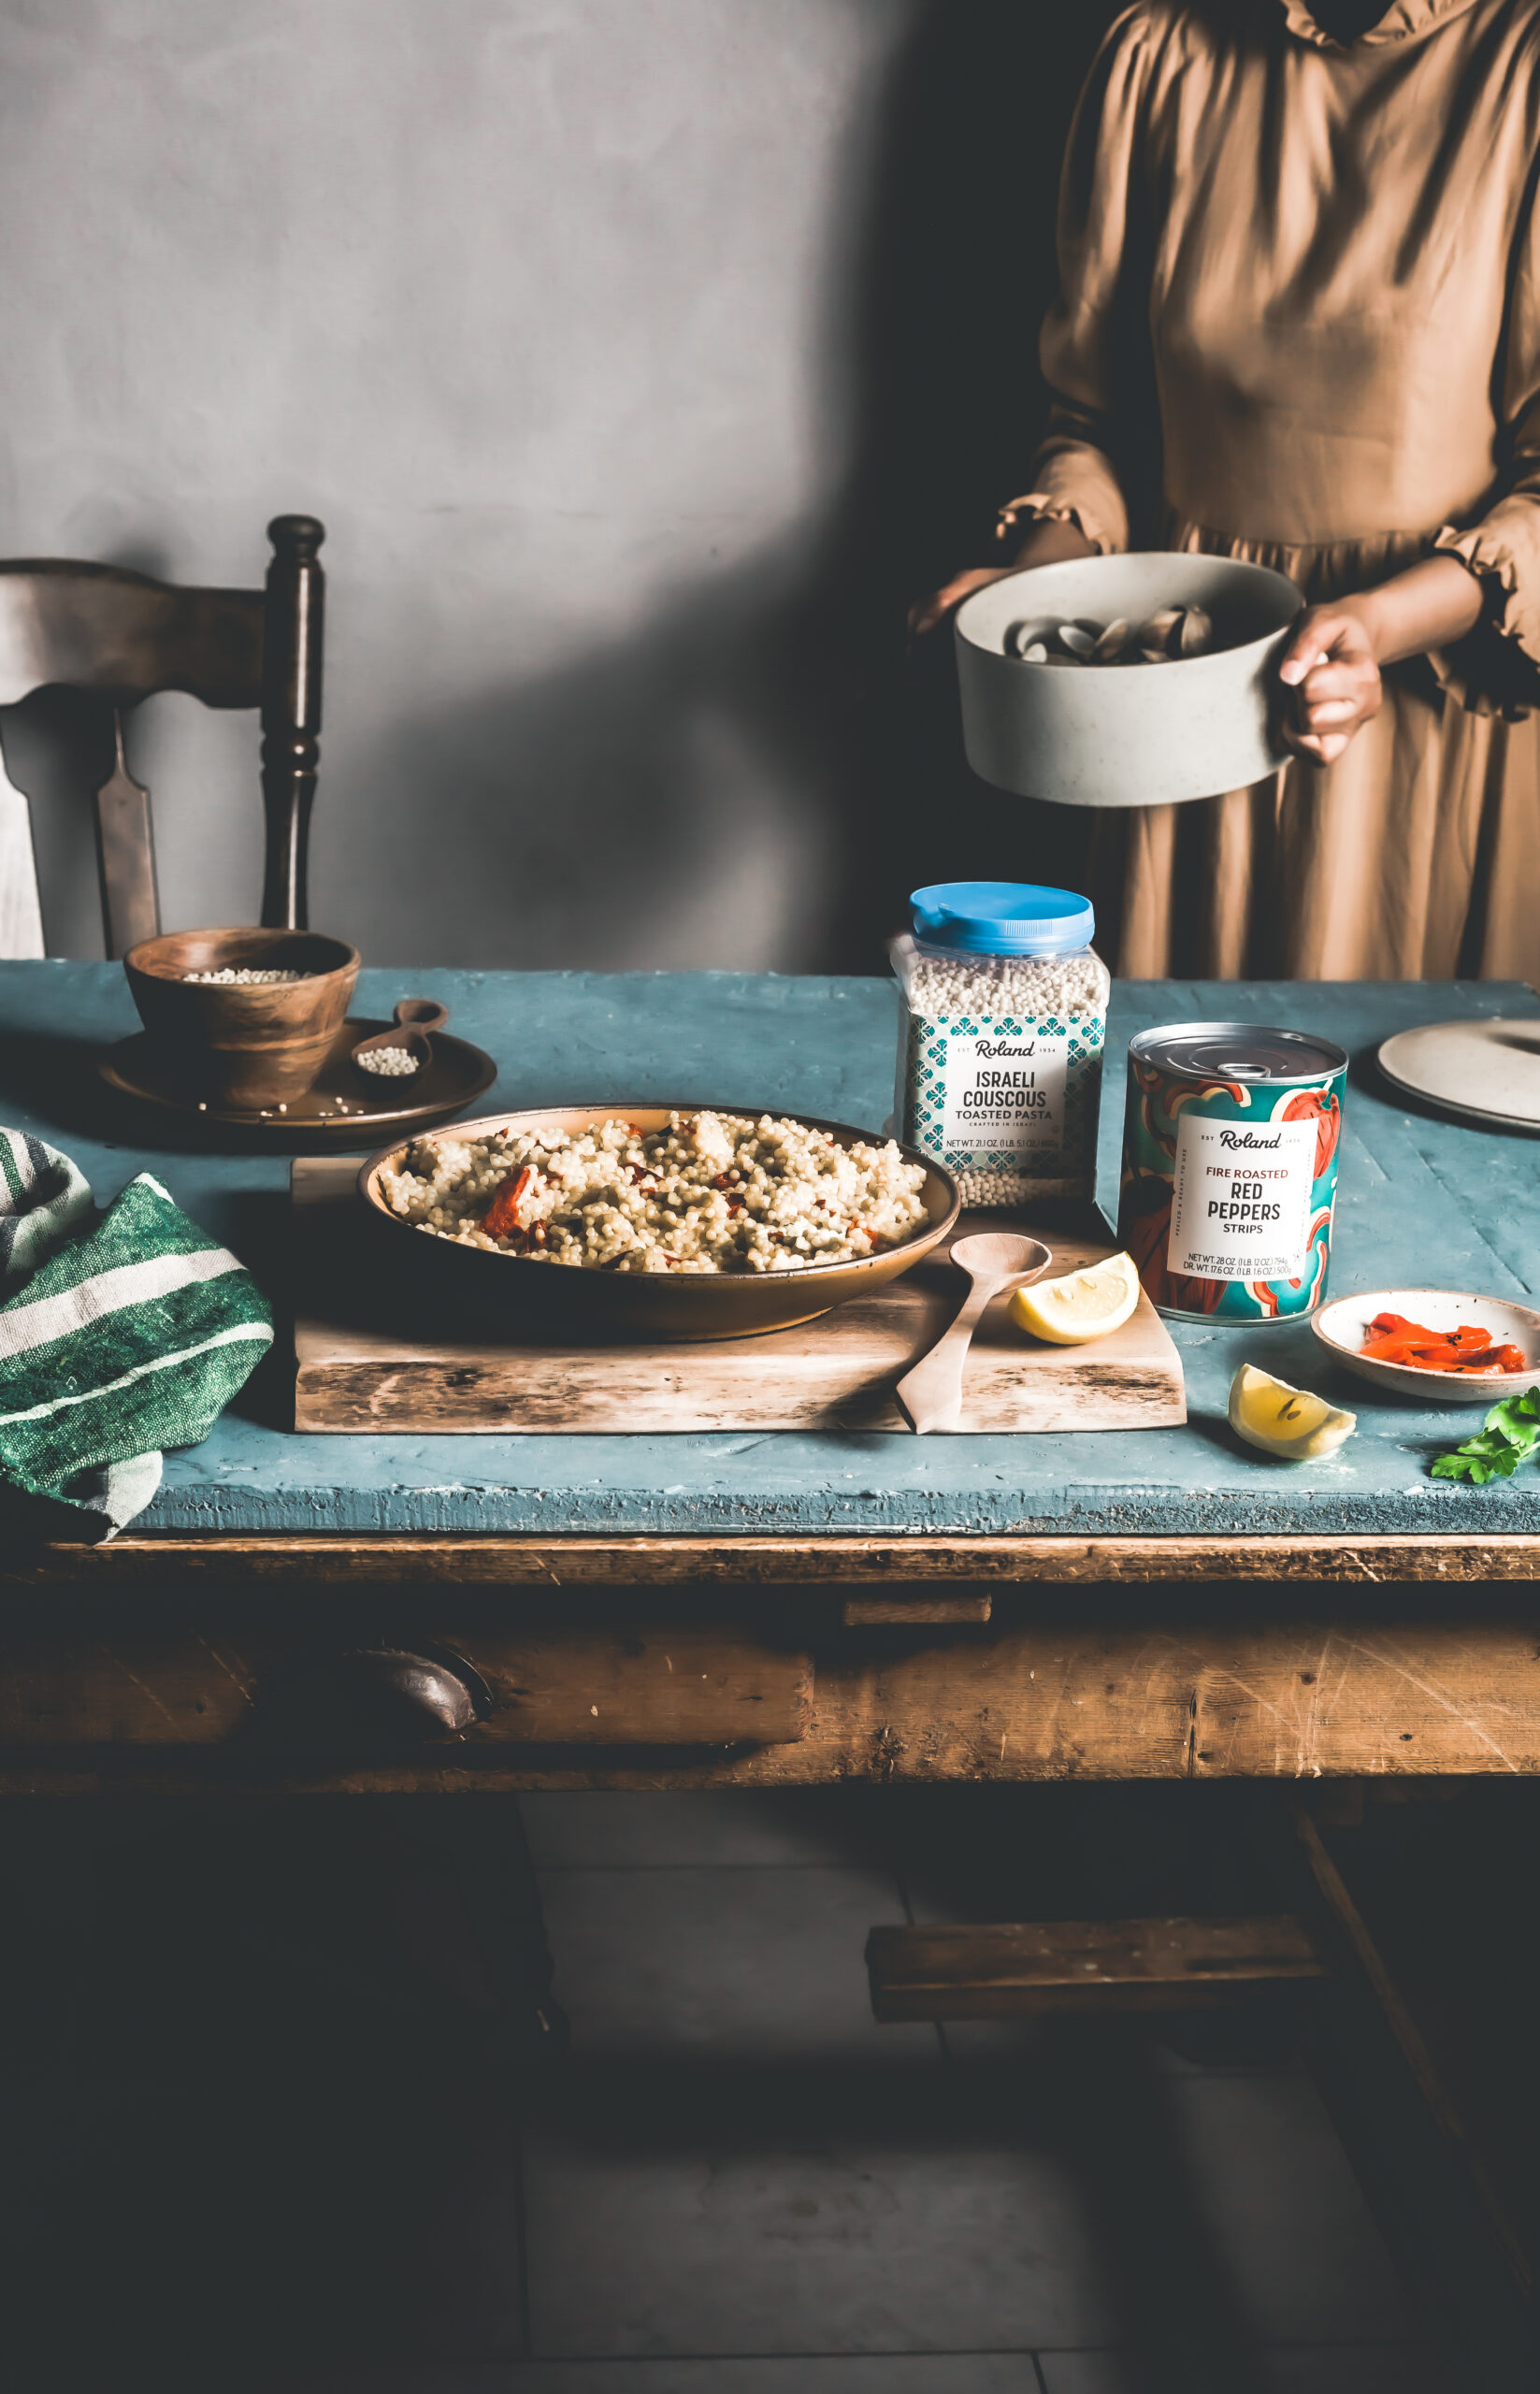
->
(260, 514), (325, 932)
(94, 710), (159, 959)
(0, 751), (44, 958)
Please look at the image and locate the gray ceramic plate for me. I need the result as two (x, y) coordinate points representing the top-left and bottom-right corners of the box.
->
(1377, 1017), (1540, 1132)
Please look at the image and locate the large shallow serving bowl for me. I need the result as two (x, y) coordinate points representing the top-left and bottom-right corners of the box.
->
(955, 553), (1302, 808)
(123, 925), (359, 1108)
(1314, 1287), (1540, 1404)
(358, 1105), (962, 1341)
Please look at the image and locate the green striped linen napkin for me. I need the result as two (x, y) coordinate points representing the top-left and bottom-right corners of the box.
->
(0, 1128), (273, 1535)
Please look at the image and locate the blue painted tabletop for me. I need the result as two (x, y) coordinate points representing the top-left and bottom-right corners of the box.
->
(2, 962), (1537, 1539)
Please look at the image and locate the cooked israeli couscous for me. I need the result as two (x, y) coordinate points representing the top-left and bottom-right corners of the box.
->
(378, 1111), (930, 1274)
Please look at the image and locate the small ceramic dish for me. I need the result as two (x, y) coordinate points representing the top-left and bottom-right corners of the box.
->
(123, 925), (359, 1109)
(1313, 1287), (1540, 1403)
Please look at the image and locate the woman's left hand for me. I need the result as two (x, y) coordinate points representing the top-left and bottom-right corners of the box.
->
(1277, 604), (1383, 765)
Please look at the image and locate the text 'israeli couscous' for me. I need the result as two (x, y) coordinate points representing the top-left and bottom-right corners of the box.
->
(378, 1111), (930, 1274)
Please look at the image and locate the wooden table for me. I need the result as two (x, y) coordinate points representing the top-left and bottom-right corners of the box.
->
(4, 960), (1539, 1795)
(16, 961), (1538, 2383)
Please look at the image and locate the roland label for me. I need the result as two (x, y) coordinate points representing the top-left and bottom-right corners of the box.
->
(1168, 1114), (1317, 1284)
(941, 1031), (1070, 1161)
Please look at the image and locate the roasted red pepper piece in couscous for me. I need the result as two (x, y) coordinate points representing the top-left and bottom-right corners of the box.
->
(482, 1164), (536, 1241)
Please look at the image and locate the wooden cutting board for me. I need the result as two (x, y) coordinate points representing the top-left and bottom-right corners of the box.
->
(291, 1157), (1185, 1434)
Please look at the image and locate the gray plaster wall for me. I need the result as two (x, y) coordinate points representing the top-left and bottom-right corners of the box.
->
(0, 0), (1107, 972)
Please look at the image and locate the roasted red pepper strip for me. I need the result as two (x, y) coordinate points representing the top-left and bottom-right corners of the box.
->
(1452, 1342), (1528, 1373)
(1362, 1317), (1487, 1357)
(1359, 1313), (1528, 1372)
(1363, 1314), (1492, 1353)
(482, 1164), (536, 1241)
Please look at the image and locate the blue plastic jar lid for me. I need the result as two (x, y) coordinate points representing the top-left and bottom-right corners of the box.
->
(910, 880), (1096, 956)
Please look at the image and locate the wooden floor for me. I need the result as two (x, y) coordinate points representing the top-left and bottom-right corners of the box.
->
(0, 1782), (1474, 2391)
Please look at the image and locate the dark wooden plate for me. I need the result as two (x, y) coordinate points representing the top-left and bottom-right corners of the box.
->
(357, 1104), (961, 1340)
(97, 1017), (497, 1145)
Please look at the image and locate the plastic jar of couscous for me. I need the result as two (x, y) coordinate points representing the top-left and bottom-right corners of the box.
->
(890, 880), (1109, 1205)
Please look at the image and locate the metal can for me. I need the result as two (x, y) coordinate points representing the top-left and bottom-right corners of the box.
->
(1116, 1022), (1347, 1322)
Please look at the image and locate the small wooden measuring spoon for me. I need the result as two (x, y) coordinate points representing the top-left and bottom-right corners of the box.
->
(895, 1231), (1052, 1435)
(351, 998), (449, 1083)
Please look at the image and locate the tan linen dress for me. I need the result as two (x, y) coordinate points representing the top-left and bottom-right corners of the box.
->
(1009, 0), (1540, 979)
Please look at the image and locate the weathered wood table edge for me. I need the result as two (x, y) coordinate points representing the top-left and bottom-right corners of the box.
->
(5, 1526), (1539, 1796)
(10, 1526), (1540, 1585)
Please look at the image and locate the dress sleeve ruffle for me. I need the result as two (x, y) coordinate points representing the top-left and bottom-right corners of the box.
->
(996, 445), (1128, 560)
(1429, 512), (1540, 718)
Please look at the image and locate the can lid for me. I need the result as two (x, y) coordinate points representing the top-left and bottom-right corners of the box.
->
(1130, 1021), (1348, 1081)
(910, 880), (1096, 957)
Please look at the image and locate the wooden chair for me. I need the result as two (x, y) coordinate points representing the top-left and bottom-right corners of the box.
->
(0, 513), (324, 959)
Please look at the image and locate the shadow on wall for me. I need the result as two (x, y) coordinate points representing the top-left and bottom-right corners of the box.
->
(329, 0), (1120, 973)
(4, 3), (1120, 973)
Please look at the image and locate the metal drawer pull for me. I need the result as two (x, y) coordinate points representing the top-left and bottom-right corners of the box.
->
(260, 1644), (494, 1752)
(336, 1647), (491, 1735)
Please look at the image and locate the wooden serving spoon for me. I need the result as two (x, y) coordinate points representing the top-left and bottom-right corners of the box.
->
(895, 1231), (1053, 1435)
(351, 998), (450, 1081)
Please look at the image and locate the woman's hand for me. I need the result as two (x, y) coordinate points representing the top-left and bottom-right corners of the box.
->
(1277, 605), (1383, 765)
(1276, 555), (1484, 766)
(907, 512), (1098, 641)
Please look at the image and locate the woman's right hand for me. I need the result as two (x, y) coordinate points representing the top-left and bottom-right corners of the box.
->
(907, 513), (1099, 641)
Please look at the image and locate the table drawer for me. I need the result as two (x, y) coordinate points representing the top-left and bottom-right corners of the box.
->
(0, 1614), (812, 1752)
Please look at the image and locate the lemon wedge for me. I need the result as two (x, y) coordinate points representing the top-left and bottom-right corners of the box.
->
(1009, 1250), (1141, 1346)
(1228, 1363), (1356, 1461)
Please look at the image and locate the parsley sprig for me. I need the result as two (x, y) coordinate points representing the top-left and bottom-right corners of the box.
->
(1431, 1385), (1540, 1483)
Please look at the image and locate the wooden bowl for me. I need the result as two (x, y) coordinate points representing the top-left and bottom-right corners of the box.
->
(357, 1105), (961, 1341)
(1313, 1287), (1540, 1404)
(123, 926), (360, 1109)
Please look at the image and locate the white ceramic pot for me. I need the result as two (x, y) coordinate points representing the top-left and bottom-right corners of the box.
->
(954, 552), (1302, 809)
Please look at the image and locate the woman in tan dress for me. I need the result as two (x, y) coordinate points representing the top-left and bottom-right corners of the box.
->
(915, 0), (1540, 980)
